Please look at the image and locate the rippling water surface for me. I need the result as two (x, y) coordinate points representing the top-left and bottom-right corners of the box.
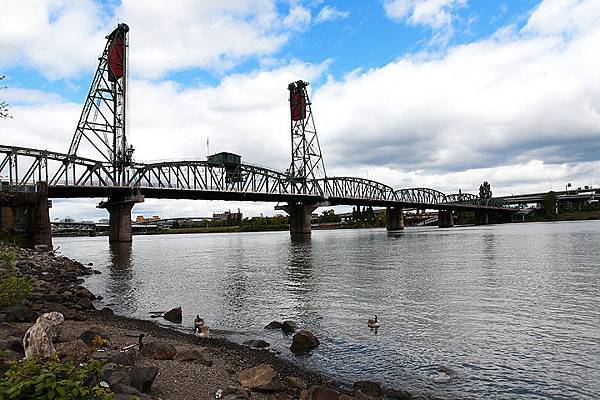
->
(55, 221), (600, 399)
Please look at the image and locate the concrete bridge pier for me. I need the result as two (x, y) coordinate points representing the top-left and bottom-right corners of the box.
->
(475, 211), (489, 225)
(0, 182), (52, 248)
(438, 210), (454, 228)
(277, 203), (318, 235)
(98, 195), (144, 242)
(386, 207), (404, 231)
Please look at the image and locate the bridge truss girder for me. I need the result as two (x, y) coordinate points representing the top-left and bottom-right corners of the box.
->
(0, 145), (510, 211)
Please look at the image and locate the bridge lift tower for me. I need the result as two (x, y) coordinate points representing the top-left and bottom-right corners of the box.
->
(277, 81), (327, 234)
(68, 23), (143, 242)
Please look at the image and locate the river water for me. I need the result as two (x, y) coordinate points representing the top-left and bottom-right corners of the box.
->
(55, 221), (600, 399)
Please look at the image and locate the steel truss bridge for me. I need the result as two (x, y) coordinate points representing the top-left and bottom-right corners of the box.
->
(0, 144), (508, 211)
(0, 22), (514, 245)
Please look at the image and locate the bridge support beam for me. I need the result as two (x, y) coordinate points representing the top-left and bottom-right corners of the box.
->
(98, 195), (144, 242)
(438, 210), (454, 228)
(276, 203), (318, 235)
(475, 211), (489, 225)
(386, 207), (404, 231)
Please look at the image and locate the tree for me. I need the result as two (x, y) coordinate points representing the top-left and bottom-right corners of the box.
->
(0, 75), (10, 119)
(479, 181), (492, 199)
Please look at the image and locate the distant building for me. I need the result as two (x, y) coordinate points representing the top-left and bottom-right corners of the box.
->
(60, 216), (75, 223)
(135, 215), (145, 223)
(213, 210), (242, 221)
(151, 215), (160, 221)
(98, 219), (109, 224)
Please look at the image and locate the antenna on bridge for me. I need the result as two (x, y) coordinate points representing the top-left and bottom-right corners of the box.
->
(68, 23), (133, 186)
(287, 80), (326, 194)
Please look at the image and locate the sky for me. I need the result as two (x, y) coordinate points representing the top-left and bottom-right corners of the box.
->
(1, 0), (600, 221)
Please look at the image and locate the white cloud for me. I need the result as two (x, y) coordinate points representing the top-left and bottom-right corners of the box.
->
(0, 0), (313, 79)
(0, 0), (108, 79)
(118, 0), (293, 78)
(314, 2), (600, 176)
(283, 6), (312, 31)
(315, 6), (350, 23)
(384, 0), (466, 28)
(524, 0), (600, 36)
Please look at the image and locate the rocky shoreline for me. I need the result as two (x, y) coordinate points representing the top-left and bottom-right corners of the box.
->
(0, 244), (424, 399)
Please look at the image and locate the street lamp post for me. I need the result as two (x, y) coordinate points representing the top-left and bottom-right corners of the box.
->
(565, 182), (571, 194)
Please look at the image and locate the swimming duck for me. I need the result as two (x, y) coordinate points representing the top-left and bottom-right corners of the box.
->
(195, 325), (210, 340)
(367, 316), (380, 328)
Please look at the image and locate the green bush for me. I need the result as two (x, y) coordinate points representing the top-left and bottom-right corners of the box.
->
(0, 248), (32, 308)
(0, 357), (114, 400)
(0, 249), (16, 269)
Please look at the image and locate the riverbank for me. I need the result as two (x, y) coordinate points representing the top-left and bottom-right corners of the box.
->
(0, 244), (419, 399)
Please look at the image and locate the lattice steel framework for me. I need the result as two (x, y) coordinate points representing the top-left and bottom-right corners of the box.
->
(288, 80), (326, 195)
(0, 23), (511, 212)
(68, 23), (132, 186)
(321, 177), (397, 202)
(0, 145), (509, 209)
(396, 188), (447, 204)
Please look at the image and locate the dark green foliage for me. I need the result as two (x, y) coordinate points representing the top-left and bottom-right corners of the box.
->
(479, 181), (492, 199)
(318, 209), (341, 223)
(0, 248), (32, 308)
(0, 357), (114, 399)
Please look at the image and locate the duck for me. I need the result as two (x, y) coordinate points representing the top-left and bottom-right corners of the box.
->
(138, 333), (145, 350)
(195, 325), (210, 341)
(367, 315), (380, 328)
(194, 315), (205, 329)
(119, 333), (145, 355)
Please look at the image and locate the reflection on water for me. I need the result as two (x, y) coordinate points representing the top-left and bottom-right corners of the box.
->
(106, 242), (134, 307)
(57, 222), (600, 400)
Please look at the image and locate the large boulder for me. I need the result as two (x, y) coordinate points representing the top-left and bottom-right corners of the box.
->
(290, 330), (320, 354)
(0, 305), (27, 322)
(139, 341), (177, 360)
(384, 388), (412, 400)
(221, 386), (250, 400)
(76, 287), (96, 299)
(239, 364), (283, 391)
(56, 339), (88, 361)
(264, 321), (283, 330)
(0, 337), (24, 354)
(77, 297), (95, 310)
(162, 307), (182, 323)
(282, 375), (308, 390)
(127, 366), (158, 394)
(107, 350), (135, 366)
(281, 320), (297, 334)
